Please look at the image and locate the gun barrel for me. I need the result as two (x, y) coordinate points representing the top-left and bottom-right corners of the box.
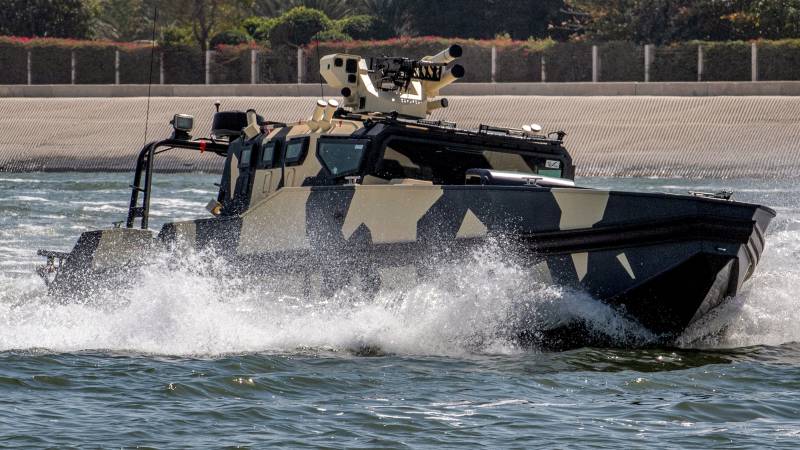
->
(424, 64), (465, 97)
(426, 98), (449, 113)
(423, 45), (463, 65)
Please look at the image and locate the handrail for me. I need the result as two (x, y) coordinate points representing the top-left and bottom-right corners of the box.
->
(126, 138), (228, 230)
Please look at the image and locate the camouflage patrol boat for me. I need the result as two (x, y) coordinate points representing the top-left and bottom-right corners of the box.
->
(38, 45), (775, 343)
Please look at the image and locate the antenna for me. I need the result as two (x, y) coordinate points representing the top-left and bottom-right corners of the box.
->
(315, 40), (324, 99)
(142, 6), (158, 146)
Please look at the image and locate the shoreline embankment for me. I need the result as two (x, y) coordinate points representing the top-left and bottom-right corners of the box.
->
(1, 84), (799, 177)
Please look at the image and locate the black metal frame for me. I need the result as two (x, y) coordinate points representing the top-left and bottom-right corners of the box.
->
(126, 139), (228, 230)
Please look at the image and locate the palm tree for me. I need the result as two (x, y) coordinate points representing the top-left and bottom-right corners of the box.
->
(355, 0), (410, 36)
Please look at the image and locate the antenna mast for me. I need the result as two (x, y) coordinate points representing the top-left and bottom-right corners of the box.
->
(142, 6), (158, 146)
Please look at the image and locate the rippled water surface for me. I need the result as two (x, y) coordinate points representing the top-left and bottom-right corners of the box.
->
(1, 172), (799, 448)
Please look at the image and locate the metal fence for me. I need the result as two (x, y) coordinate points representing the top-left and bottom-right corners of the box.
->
(3, 41), (795, 85)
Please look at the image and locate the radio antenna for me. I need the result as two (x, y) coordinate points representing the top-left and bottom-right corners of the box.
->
(315, 40), (324, 99)
(143, 6), (158, 146)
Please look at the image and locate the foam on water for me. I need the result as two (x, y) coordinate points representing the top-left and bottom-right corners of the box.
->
(0, 243), (656, 356)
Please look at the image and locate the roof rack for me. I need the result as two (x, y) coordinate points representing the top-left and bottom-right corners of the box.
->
(355, 113), (564, 145)
(417, 119), (457, 129)
(479, 124), (523, 137)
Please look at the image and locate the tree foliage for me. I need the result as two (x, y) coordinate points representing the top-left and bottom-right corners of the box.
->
(242, 16), (279, 41)
(753, 0), (800, 39)
(268, 6), (333, 46)
(352, 0), (410, 38)
(253, 0), (353, 19)
(0, 0), (95, 38)
(580, 0), (800, 44)
(404, 0), (577, 40)
(4, 0), (800, 46)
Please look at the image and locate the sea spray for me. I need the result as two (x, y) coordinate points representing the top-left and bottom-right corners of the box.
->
(678, 225), (800, 348)
(0, 241), (656, 355)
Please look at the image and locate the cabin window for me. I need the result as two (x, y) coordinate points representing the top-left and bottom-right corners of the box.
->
(318, 140), (368, 177)
(373, 137), (568, 184)
(284, 139), (307, 166)
(239, 146), (252, 168)
(260, 142), (276, 168)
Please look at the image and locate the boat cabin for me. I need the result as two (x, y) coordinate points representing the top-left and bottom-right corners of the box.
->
(216, 112), (575, 217)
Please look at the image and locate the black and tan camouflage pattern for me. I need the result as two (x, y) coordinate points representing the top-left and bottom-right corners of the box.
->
(149, 180), (773, 334)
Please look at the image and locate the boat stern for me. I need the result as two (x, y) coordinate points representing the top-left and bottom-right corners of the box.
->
(38, 228), (155, 297)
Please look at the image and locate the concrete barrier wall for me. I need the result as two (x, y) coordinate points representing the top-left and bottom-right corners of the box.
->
(3, 81), (800, 98)
(1, 95), (799, 178)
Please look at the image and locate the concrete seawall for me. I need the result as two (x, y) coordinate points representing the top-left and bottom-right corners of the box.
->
(1, 95), (799, 177)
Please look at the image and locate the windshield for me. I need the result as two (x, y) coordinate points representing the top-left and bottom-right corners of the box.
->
(318, 141), (367, 177)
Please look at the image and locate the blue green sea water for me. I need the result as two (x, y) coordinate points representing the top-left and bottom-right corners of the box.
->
(1, 172), (799, 448)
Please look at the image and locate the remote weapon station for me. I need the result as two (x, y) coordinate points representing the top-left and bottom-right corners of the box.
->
(38, 45), (775, 345)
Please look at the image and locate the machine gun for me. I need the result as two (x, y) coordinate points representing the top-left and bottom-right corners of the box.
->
(368, 57), (447, 91)
(320, 45), (465, 119)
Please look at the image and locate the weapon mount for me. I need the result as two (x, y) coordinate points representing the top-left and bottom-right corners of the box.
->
(320, 45), (465, 119)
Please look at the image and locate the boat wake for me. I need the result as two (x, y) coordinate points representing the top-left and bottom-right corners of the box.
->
(0, 225), (798, 356)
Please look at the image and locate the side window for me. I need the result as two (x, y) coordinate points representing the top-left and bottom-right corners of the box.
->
(239, 145), (252, 168)
(285, 139), (307, 166)
(318, 140), (367, 177)
(260, 141), (276, 168)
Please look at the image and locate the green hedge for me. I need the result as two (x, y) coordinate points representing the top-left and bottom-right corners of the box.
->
(599, 41), (643, 81)
(758, 40), (800, 81)
(74, 45), (115, 84)
(119, 47), (154, 84)
(545, 43), (592, 82)
(161, 44), (203, 84)
(703, 41), (750, 81)
(651, 43), (697, 81)
(30, 44), (71, 84)
(211, 45), (251, 84)
(257, 46), (298, 84)
(495, 40), (552, 82)
(0, 39), (27, 84)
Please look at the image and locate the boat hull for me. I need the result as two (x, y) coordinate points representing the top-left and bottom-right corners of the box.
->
(47, 185), (775, 340)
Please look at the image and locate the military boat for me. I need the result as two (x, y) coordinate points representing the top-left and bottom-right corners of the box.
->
(38, 45), (775, 344)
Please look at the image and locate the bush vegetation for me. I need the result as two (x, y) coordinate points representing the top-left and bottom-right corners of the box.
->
(702, 41), (751, 81)
(758, 39), (800, 81)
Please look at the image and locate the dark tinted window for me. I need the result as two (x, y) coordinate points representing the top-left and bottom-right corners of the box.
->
(285, 140), (306, 166)
(239, 146), (252, 168)
(375, 138), (567, 184)
(318, 141), (367, 177)
(261, 142), (276, 168)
